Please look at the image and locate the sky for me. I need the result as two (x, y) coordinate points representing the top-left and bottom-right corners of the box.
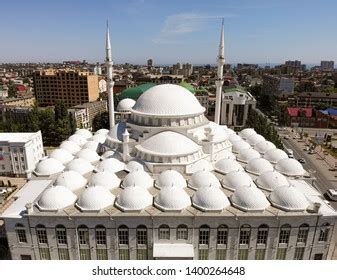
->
(1, 0), (337, 65)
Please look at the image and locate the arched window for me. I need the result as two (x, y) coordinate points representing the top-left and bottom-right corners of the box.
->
(177, 224), (188, 240)
(297, 223), (309, 244)
(95, 225), (106, 245)
(77, 225), (89, 245)
(137, 225), (147, 245)
(279, 224), (291, 244)
(318, 223), (330, 242)
(15, 223), (27, 243)
(118, 225), (129, 245)
(239, 224), (251, 245)
(217, 225), (228, 245)
(55, 225), (67, 245)
(158, 224), (170, 240)
(36, 224), (48, 244)
(199, 225), (210, 245)
(257, 224), (269, 245)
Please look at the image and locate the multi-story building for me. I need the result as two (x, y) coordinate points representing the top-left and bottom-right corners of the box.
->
(33, 69), (99, 107)
(262, 75), (294, 96)
(320, 60), (334, 71)
(172, 63), (193, 77)
(0, 132), (44, 178)
(147, 59), (153, 68)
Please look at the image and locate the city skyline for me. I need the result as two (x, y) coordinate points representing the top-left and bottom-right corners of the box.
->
(1, 0), (337, 65)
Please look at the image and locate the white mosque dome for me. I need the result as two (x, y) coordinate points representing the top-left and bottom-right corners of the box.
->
(125, 160), (146, 172)
(60, 140), (81, 155)
(89, 171), (121, 190)
(256, 170), (289, 191)
(49, 148), (74, 164)
(238, 128), (257, 140)
(68, 134), (87, 146)
(232, 140), (251, 153)
(275, 158), (305, 177)
(222, 170), (254, 191)
(246, 134), (265, 146)
(228, 134), (242, 143)
(245, 158), (273, 175)
(89, 134), (106, 144)
(224, 128), (235, 135)
(35, 158), (65, 176)
(117, 98), (136, 112)
(155, 170), (187, 188)
(254, 141), (276, 154)
(269, 185), (310, 211)
(214, 158), (244, 174)
(186, 159), (214, 173)
(188, 170), (221, 190)
(263, 148), (288, 164)
(76, 185), (115, 212)
(75, 128), (92, 139)
(76, 148), (100, 164)
(36, 185), (77, 211)
(101, 150), (122, 160)
(55, 170), (87, 191)
(154, 186), (191, 211)
(95, 128), (109, 136)
(66, 158), (94, 175)
(192, 186), (230, 211)
(82, 140), (100, 152)
(131, 84), (205, 116)
(96, 158), (125, 173)
(115, 186), (153, 212)
(214, 150), (236, 161)
(231, 185), (270, 212)
(237, 148), (261, 163)
(122, 170), (154, 189)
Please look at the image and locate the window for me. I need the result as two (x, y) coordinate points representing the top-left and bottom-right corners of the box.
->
(216, 249), (227, 260)
(318, 224), (330, 242)
(58, 248), (70, 260)
(118, 225), (129, 245)
(239, 225), (251, 245)
(238, 249), (249, 260)
(39, 248), (51, 260)
(257, 224), (269, 245)
(20, 255), (32, 260)
(294, 247), (305, 260)
(297, 224), (309, 244)
(279, 224), (291, 245)
(15, 224), (27, 243)
(198, 249), (209, 260)
(199, 225), (210, 245)
(96, 249), (108, 260)
(119, 248), (130, 260)
(78, 225), (89, 245)
(276, 248), (287, 260)
(137, 248), (148, 260)
(177, 224), (188, 240)
(95, 225), (106, 245)
(137, 225), (147, 245)
(79, 248), (91, 260)
(158, 224), (170, 240)
(314, 253), (323, 260)
(217, 225), (228, 245)
(255, 249), (266, 260)
(56, 225), (67, 245)
(36, 225), (48, 244)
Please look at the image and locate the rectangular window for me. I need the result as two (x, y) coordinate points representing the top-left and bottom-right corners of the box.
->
(16, 229), (27, 243)
(217, 229), (228, 245)
(199, 229), (210, 245)
(216, 249), (227, 260)
(39, 248), (51, 260)
(255, 249), (266, 260)
(238, 249), (249, 260)
(119, 248), (130, 260)
(96, 228), (106, 245)
(239, 229), (250, 245)
(78, 229), (89, 245)
(257, 228), (268, 245)
(294, 247), (305, 260)
(177, 227), (188, 240)
(36, 228), (48, 244)
(118, 228), (129, 245)
(137, 229), (147, 245)
(96, 249), (108, 260)
(79, 248), (91, 260)
(159, 227), (170, 240)
(20, 255), (32, 260)
(297, 228), (309, 244)
(58, 248), (70, 260)
(318, 228), (329, 242)
(279, 228), (290, 244)
(314, 253), (323, 260)
(56, 228), (67, 245)
(198, 249), (209, 260)
(137, 248), (148, 260)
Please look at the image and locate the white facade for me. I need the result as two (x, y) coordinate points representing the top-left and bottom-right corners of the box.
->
(0, 131), (44, 177)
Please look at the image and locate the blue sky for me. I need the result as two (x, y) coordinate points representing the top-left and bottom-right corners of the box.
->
(1, 0), (337, 65)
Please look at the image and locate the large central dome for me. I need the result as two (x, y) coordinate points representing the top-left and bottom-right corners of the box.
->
(131, 84), (205, 116)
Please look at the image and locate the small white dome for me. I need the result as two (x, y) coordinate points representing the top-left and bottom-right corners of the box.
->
(256, 170), (289, 191)
(68, 134), (87, 146)
(224, 128), (235, 135)
(214, 158), (244, 174)
(96, 158), (125, 173)
(117, 98), (136, 112)
(245, 158), (274, 175)
(237, 148), (261, 163)
(125, 160), (146, 172)
(238, 128), (257, 140)
(186, 159), (214, 173)
(101, 150), (123, 160)
(192, 186), (230, 211)
(122, 170), (154, 189)
(246, 134), (265, 147)
(214, 150), (236, 161)
(232, 140), (251, 153)
(82, 140), (100, 152)
(254, 141), (276, 154)
(35, 158), (65, 176)
(154, 186), (191, 211)
(275, 158), (306, 177)
(89, 134), (106, 144)
(60, 140), (81, 155)
(76, 148), (100, 164)
(269, 185), (310, 211)
(55, 170), (87, 191)
(231, 185), (270, 212)
(37, 185), (77, 211)
(75, 129), (92, 139)
(155, 170), (187, 188)
(228, 134), (242, 143)
(89, 171), (121, 190)
(95, 128), (109, 136)
(115, 186), (153, 211)
(76, 185), (115, 211)
(66, 158), (94, 175)
(222, 170), (254, 191)
(188, 170), (221, 190)
(49, 148), (74, 164)
(263, 148), (288, 164)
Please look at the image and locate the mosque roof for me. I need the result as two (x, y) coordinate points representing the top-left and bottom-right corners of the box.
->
(118, 83), (156, 100)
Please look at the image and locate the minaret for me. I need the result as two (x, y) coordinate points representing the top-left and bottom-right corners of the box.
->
(106, 21), (115, 129)
(214, 19), (225, 124)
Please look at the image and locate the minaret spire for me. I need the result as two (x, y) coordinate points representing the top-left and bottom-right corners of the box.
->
(214, 19), (225, 124)
(106, 20), (115, 129)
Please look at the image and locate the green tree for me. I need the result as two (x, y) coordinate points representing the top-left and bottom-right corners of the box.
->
(92, 111), (109, 131)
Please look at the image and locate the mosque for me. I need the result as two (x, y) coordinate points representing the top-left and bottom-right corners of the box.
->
(1, 23), (336, 260)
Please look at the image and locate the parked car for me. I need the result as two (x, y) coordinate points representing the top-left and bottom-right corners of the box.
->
(298, 158), (306, 164)
(326, 189), (337, 201)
